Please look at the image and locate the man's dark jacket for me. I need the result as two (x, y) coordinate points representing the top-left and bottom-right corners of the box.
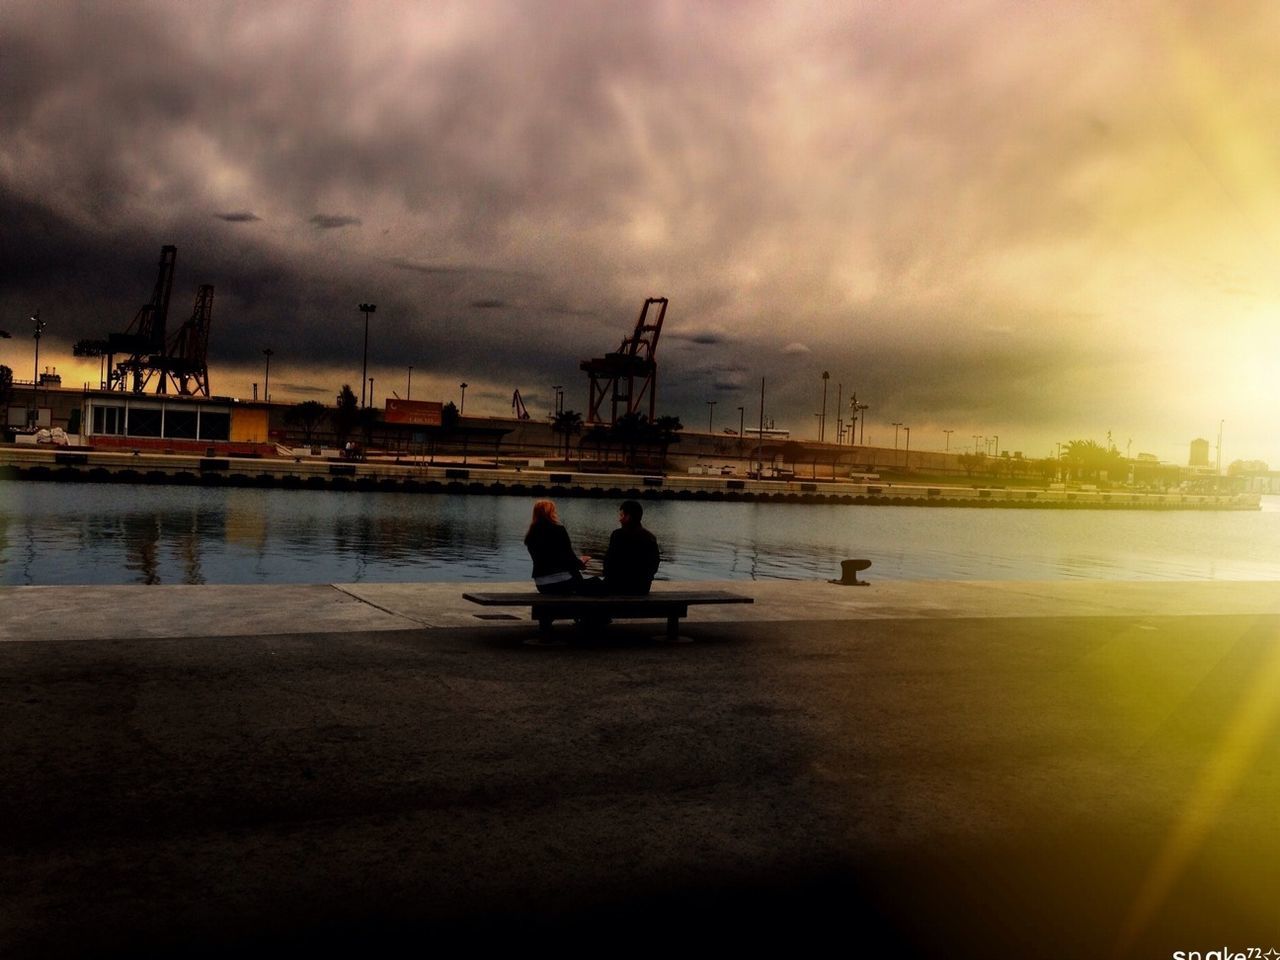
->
(603, 524), (660, 595)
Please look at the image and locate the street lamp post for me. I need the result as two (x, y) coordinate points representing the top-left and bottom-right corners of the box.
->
(262, 348), (273, 403)
(460, 382), (468, 416)
(819, 371), (830, 442)
(834, 382), (842, 445)
(892, 422), (902, 450)
(31, 311), (45, 426)
(357, 303), (376, 408)
(407, 366), (413, 401)
(903, 426), (910, 468)
(551, 385), (562, 416)
(706, 399), (716, 434)
(368, 377), (374, 409)
(943, 429), (953, 451)
(992, 434), (999, 458)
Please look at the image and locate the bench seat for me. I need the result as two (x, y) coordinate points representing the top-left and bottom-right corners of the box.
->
(463, 590), (754, 640)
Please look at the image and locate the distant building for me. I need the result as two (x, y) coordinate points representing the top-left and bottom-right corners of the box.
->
(1189, 437), (1210, 467)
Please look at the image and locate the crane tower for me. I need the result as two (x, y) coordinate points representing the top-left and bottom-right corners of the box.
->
(105, 246), (214, 396)
(579, 297), (667, 424)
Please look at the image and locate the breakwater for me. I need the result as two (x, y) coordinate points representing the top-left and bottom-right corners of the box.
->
(0, 446), (1258, 510)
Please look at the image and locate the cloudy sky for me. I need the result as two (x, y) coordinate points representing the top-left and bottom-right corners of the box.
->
(3, 0), (1279, 464)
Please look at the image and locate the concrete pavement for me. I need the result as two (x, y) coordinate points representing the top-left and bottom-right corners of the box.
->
(2, 579), (1279, 958)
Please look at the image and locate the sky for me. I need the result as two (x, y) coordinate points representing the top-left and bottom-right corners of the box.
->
(2, 0), (1279, 466)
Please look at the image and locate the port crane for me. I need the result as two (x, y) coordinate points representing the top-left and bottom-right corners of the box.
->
(97, 245), (214, 396)
(579, 297), (667, 424)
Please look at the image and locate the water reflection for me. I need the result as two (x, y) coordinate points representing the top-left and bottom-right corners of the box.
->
(1, 481), (1279, 586)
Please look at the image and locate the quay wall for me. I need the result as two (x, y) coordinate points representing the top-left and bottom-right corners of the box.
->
(0, 447), (1260, 510)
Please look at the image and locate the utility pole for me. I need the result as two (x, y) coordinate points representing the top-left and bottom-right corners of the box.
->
(903, 426), (910, 468)
(819, 371), (830, 442)
(368, 377), (374, 409)
(31, 311), (45, 426)
(357, 303), (376, 408)
(892, 422), (902, 450)
(834, 382), (842, 446)
(460, 382), (468, 416)
(407, 366), (413, 401)
(756, 377), (765, 477)
(706, 399), (716, 434)
(262, 348), (273, 403)
(943, 429), (953, 451)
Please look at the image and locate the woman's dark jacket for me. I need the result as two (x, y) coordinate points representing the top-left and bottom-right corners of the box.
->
(524, 520), (585, 581)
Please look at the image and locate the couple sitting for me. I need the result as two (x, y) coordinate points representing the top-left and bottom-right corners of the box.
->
(524, 499), (659, 596)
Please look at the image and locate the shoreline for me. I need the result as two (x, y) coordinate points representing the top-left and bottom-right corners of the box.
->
(0, 446), (1259, 510)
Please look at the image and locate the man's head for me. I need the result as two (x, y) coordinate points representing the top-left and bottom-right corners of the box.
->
(618, 500), (643, 526)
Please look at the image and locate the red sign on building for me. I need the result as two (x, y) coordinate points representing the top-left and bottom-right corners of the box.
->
(384, 399), (444, 426)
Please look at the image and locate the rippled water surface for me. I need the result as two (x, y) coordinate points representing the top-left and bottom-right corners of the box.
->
(2, 481), (1279, 585)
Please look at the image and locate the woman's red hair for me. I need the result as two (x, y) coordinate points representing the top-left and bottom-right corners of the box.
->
(528, 499), (560, 534)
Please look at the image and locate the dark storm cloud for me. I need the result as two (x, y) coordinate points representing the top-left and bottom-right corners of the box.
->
(216, 212), (261, 223)
(309, 214), (362, 229)
(470, 299), (506, 310)
(667, 329), (727, 345)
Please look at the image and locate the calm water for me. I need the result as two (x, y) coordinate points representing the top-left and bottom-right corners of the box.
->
(1, 481), (1279, 586)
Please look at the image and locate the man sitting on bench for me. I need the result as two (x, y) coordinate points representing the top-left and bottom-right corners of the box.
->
(600, 499), (661, 596)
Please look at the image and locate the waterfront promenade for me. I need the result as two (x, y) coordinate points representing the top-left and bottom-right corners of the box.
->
(3, 579), (1279, 957)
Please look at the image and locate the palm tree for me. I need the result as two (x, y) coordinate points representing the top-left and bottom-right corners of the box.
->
(653, 415), (683, 466)
(550, 409), (584, 462)
(582, 423), (611, 466)
(332, 385), (359, 448)
(610, 412), (649, 469)
(285, 400), (328, 447)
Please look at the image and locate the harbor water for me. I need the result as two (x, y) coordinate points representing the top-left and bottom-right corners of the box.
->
(2, 481), (1279, 586)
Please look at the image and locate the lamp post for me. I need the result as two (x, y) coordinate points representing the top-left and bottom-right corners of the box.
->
(903, 426), (910, 468)
(368, 377), (374, 408)
(407, 366), (413, 401)
(834, 381), (842, 445)
(992, 434), (999, 457)
(819, 371), (830, 442)
(31, 311), (45, 425)
(262, 348), (273, 403)
(943, 429), (953, 451)
(357, 303), (376, 408)
(892, 422), (902, 450)
(460, 382), (468, 416)
(552, 385), (563, 416)
(706, 399), (716, 434)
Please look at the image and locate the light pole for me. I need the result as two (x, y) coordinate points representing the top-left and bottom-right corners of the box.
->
(407, 366), (413, 401)
(706, 399), (716, 434)
(31, 311), (45, 425)
(943, 429), (953, 451)
(262, 348), (273, 403)
(892, 422), (902, 450)
(856, 402), (868, 445)
(834, 381), (842, 445)
(819, 371), (830, 442)
(903, 426), (910, 468)
(459, 382), (468, 416)
(368, 377), (374, 408)
(992, 434), (999, 457)
(552, 385), (563, 416)
(358, 303), (376, 408)
(973, 435), (983, 457)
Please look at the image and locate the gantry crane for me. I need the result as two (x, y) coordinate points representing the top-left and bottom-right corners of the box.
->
(104, 246), (213, 396)
(579, 297), (667, 424)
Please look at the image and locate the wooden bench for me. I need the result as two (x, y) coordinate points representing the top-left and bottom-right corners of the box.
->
(463, 590), (754, 641)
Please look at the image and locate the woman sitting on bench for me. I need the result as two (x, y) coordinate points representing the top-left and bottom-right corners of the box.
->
(524, 500), (595, 595)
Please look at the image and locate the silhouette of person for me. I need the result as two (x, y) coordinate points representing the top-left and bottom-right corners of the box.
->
(602, 499), (660, 595)
(523, 500), (592, 595)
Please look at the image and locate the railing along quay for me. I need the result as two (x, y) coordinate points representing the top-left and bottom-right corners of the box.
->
(0, 447), (1260, 510)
